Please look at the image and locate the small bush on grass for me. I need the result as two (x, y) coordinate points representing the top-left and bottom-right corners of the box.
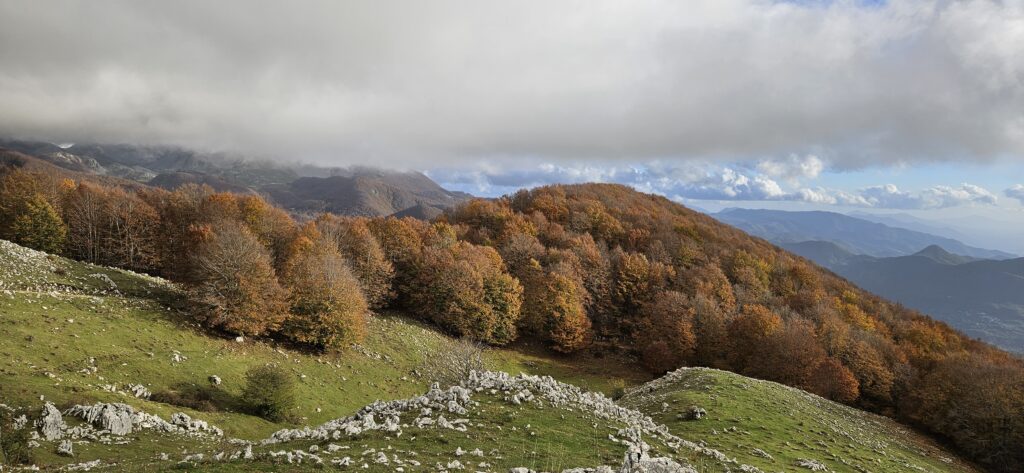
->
(241, 365), (296, 422)
(0, 410), (34, 466)
(419, 337), (485, 387)
(152, 384), (223, 412)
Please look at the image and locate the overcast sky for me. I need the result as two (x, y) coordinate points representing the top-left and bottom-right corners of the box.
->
(1, 0), (1023, 217)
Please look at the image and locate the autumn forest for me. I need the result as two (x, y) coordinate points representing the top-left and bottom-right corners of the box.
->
(1, 156), (1022, 472)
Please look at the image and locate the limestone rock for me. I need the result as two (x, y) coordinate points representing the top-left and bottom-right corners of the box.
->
(65, 403), (134, 435)
(38, 402), (65, 440)
(679, 406), (706, 421)
(126, 383), (151, 399)
(795, 459), (829, 471)
(57, 439), (74, 456)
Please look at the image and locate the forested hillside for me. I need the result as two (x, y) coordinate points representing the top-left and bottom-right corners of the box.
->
(2, 160), (1022, 472)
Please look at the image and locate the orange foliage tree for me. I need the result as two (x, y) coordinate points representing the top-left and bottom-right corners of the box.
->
(635, 291), (696, 373)
(280, 226), (368, 349)
(316, 215), (395, 309)
(189, 221), (289, 336)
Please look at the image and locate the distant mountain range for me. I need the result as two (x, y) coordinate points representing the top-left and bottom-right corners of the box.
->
(715, 208), (1016, 259)
(782, 241), (1024, 352)
(262, 167), (471, 217)
(0, 139), (471, 218)
(713, 208), (1024, 351)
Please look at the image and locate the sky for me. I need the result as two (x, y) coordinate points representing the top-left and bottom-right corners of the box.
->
(2, 0), (1024, 227)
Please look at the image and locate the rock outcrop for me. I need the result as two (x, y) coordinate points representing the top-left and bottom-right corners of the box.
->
(38, 402), (65, 440)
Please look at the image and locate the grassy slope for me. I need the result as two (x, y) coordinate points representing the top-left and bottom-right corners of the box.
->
(0, 240), (644, 470)
(619, 368), (979, 473)
(0, 240), (977, 472)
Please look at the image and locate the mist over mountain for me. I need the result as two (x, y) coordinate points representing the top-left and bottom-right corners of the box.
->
(0, 139), (471, 218)
(262, 169), (471, 217)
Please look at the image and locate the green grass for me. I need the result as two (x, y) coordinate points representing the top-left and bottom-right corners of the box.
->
(618, 367), (980, 473)
(0, 240), (979, 472)
(0, 240), (649, 470)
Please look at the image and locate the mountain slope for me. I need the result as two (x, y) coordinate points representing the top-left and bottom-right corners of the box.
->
(0, 239), (979, 472)
(841, 254), (1024, 352)
(782, 240), (1024, 352)
(716, 208), (1015, 259)
(2, 139), (471, 218)
(263, 168), (471, 216)
(619, 368), (978, 473)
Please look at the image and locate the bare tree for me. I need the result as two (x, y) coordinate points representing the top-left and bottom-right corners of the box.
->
(419, 337), (485, 387)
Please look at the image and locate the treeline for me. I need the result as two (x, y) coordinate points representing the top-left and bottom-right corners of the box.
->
(1, 164), (1023, 472)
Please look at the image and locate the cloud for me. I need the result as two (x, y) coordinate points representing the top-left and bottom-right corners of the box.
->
(1, 1), (1024, 169)
(1007, 184), (1024, 205)
(756, 155), (824, 185)
(858, 183), (998, 209)
(432, 161), (999, 210)
(663, 168), (787, 201)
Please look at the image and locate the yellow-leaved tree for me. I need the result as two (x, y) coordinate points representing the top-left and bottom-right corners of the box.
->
(280, 226), (368, 350)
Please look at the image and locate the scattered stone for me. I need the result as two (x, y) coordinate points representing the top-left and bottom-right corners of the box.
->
(57, 439), (74, 457)
(751, 448), (773, 460)
(679, 406), (706, 421)
(126, 383), (151, 399)
(63, 402), (224, 439)
(64, 459), (104, 471)
(619, 432), (698, 473)
(88, 273), (117, 290)
(795, 459), (829, 471)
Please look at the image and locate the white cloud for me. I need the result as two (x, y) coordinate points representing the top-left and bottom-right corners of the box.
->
(1006, 184), (1024, 205)
(667, 167), (786, 201)
(1, 1), (1023, 168)
(756, 155), (824, 185)
(432, 160), (1000, 211)
(858, 183), (998, 209)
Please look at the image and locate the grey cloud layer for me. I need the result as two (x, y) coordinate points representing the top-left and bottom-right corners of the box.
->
(1, 0), (1023, 167)
(1007, 185), (1024, 205)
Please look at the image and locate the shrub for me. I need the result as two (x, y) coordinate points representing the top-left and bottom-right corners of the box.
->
(419, 338), (485, 387)
(241, 365), (296, 421)
(0, 410), (33, 466)
(151, 385), (221, 412)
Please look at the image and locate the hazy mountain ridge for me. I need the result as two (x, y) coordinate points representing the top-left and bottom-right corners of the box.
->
(0, 139), (471, 218)
(783, 240), (1024, 352)
(263, 169), (471, 217)
(715, 207), (1016, 259)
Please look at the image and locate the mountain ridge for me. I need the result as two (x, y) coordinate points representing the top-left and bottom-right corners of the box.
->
(0, 139), (471, 218)
(716, 207), (1015, 259)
